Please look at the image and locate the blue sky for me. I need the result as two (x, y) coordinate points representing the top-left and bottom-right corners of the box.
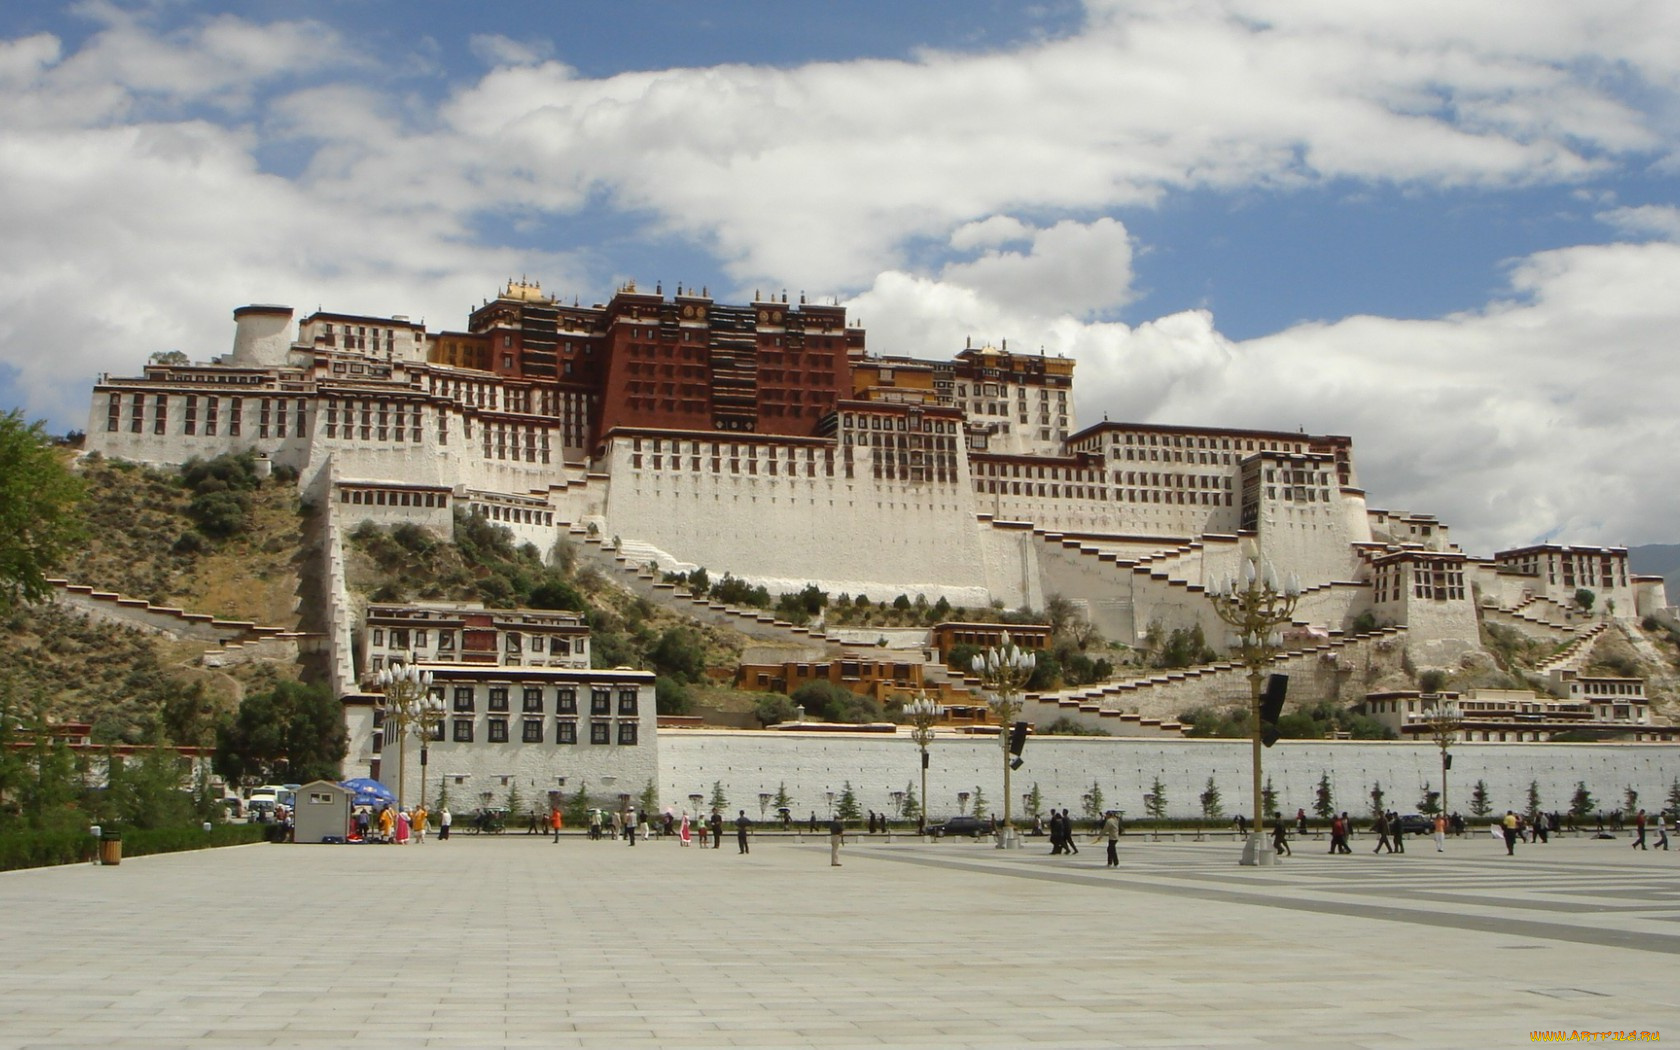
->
(2, 1), (1679, 555)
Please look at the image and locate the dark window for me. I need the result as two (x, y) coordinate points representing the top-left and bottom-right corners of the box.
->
(488, 687), (509, 712)
(618, 722), (638, 746)
(453, 719), (474, 742)
(557, 688), (577, 714)
(453, 687), (475, 713)
(522, 719), (543, 743)
(591, 689), (611, 716)
(556, 720), (577, 745)
(590, 722), (610, 745)
(617, 690), (639, 716)
(488, 718), (509, 743)
(522, 688), (543, 712)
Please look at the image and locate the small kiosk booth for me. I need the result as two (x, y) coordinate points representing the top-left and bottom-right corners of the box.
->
(293, 780), (352, 843)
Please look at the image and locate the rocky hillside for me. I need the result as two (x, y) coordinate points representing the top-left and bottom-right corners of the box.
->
(73, 453), (306, 627)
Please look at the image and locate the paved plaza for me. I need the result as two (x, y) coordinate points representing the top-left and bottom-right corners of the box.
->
(3, 829), (1679, 1048)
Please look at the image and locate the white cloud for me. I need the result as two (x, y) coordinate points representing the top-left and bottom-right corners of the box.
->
(1, 2), (1678, 556)
(1597, 204), (1680, 241)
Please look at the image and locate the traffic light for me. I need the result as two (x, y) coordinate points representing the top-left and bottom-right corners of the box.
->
(1260, 674), (1288, 748)
(1009, 721), (1029, 769)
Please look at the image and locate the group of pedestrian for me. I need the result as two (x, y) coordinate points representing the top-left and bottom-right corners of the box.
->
(351, 803), (432, 844)
(1370, 810), (1407, 854)
(1045, 809), (1081, 855)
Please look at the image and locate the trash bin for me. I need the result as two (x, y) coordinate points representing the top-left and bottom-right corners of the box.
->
(99, 833), (122, 866)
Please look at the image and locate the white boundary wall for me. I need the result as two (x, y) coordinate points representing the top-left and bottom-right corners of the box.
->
(657, 730), (1680, 823)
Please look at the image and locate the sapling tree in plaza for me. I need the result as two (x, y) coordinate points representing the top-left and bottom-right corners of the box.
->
(1570, 782), (1596, 820)
(1418, 783), (1440, 816)
(1470, 780), (1492, 817)
(1526, 780), (1543, 817)
(1145, 776), (1168, 820)
(1368, 781), (1386, 819)
(1199, 777), (1223, 819)
(1314, 772), (1335, 820)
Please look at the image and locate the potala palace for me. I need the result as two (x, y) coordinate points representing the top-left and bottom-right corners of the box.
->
(78, 280), (1680, 811)
(88, 279), (1669, 659)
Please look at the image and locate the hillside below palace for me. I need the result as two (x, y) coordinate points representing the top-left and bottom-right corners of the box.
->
(87, 280), (1669, 672)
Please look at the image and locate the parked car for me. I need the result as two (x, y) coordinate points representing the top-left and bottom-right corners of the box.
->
(1394, 813), (1433, 836)
(926, 815), (992, 839)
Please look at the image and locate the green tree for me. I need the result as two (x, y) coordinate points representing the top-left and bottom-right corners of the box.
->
(1526, 779), (1543, 817)
(1025, 781), (1044, 819)
(1570, 782), (1596, 820)
(654, 676), (694, 716)
(1262, 776), (1278, 818)
(971, 785), (988, 819)
(1667, 777), (1680, 815)
(648, 627), (706, 682)
(1470, 779), (1492, 817)
(1623, 786), (1639, 813)
(1313, 772), (1335, 820)
(1575, 588), (1596, 614)
(1082, 780), (1106, 819)
(900, 780), (919, 822)
(1145, 776), (1167, 820)
(639, 777), (658, 817)
(0, 410), (85, 607)
(105, 748), (199, 830)
(1368, 781), (1386, 819)
(1419, 783), (1441, 817)
(564, 783), (592, 828)
(709, 779), (727, 813)
(505, 780), (524, 819)
(774, 781), (793, 814)
(835, 781), (862, 822)
(213, 680), (347, 786)
(753, 693), (797, 726)
(1199, 777), (1223, 819)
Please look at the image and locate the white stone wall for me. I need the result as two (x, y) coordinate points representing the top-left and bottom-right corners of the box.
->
(658, 730), (1680, 823)
(598, 438), (991, 602)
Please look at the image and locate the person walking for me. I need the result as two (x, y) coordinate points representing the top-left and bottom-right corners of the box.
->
(1372, 811), (1393, 854)
(438, 806), (451, 841)
(550, 807), (562, 843)
(1655, 812), (1671, 851)
(830, 816), (845, 866)
(1631, 809), (1648, 850)
(625, 809), (638, 846)
(1502, 810), (1519, 855)
(1389, 811), (1405, 853)
(1433, 813), (1447, 852)
(1271, 814), (1291, 858)
(1102, 811), (1122, 867)
(711, 810), (724, 849)
(737, 810), (752, 854)
(1048, 809), (1064, 855)
(1063, 810), (1079, 854)
(1296, 808), (1308, 837)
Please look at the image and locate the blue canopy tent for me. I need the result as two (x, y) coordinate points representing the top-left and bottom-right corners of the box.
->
(340, 778), (395, 809)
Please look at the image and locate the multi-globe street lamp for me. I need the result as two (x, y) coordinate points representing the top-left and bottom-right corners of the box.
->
(971, 634), (1036, 848)
(374, 656), (437, 813)
(1206, 557), (1300, 866)
(905, 693), (943, 833)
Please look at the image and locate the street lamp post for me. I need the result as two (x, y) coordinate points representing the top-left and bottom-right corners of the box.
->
(374, 656), (435, 813)
(906, 694), (942, 833)
(972, 633), (1036, 848)
(1424, 700), (1463, 819)
(1206, 557), (1300, 866)
(415, 688), (445, 811)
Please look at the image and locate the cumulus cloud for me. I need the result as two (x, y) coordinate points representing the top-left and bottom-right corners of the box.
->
(1, 2), (1678, 555)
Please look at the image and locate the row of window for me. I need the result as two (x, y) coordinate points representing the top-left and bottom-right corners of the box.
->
(106, 393), (303, 439)
(453, 718), (638, 746)
(443, 686), (636, 716)
(370, 628), (576, 656)
(341, 489), (449, 509)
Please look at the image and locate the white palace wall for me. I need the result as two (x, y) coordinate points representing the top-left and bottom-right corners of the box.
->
(597, 438), (993, 604)
(658, 730), (1680, 823)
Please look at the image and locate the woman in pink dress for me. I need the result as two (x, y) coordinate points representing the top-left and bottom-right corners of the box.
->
(395, 808), (411, 844)
(679, 812), (692, 847)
